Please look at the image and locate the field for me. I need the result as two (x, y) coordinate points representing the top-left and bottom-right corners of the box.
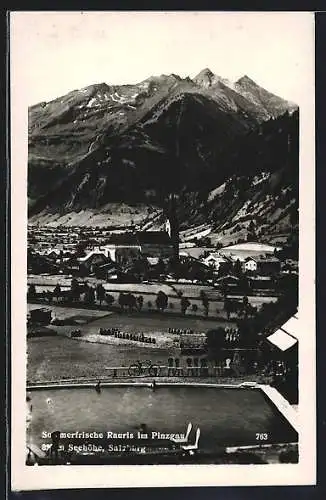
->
(28, 304), (111, 323)
(27, 335), (170, 382)
(27, 308), (236, 383)
(28, 275), (278, 320)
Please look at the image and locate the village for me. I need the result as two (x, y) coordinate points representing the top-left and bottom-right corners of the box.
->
(27, 221), (297, 289)
(27, 218), (299, 406)
(26, 220), (299, 466)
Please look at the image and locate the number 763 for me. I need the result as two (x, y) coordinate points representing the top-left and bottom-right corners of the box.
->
(256, 433), (268, 440)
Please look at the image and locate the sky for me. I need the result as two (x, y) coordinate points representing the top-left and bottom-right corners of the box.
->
(11, 11), (314, 106)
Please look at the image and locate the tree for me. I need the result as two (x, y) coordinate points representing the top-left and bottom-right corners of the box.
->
(206, 327), (226, 355)
(105, 294), (115, 308)
(200, 290), (209, 317)
(53, 284), (61, 302)
(248, 220), (255, 233)
(192, 304), (198, 314)
(118, 292), (127, 312)
(118, 292), (137, 313)
(156, 258), (166, 275)
(75, 241), (88, 258)
(242, 295), (249, 318)
(220, 280), (229, 299)
(233, 259), (243, 277)
(45, 290), (53, 304)
(27, 284), (37, 300)
(224, 298), (233, 320)
(70, 278), (80, 302)
(85, 286), (95, 305)
(136, 295), (144, 312)
(96, 283), (106, 305)
(155, 291), (168, 312)
(239, 275), (250, 295)
(127, 293), (137, 313)
(180, 296), (191, 315)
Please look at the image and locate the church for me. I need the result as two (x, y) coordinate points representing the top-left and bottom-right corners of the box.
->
(99, 228), (175, 264)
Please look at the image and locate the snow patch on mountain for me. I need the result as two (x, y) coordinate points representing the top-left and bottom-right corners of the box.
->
(208, 183), (226, 202)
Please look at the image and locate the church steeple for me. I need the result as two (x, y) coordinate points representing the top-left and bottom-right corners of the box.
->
(166, 192), (179, 262)
(165, 218), (171, 237)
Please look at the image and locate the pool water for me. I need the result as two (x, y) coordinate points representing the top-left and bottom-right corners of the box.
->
(28, 386), (298, 451)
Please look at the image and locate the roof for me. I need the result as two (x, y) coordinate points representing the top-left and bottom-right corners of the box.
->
(245, 256), (280, 263)
(228, 254), (247, 262)
(98, 262), (119, 270)
(146, 257), (160, 266)
(267, 314), (299, 351)
(215, 274), (240, 282)
(78, 251), (109, 263)
(136, 231), (172, 245)
(203, 253), (227, 262)
(103, 231), (172, 247)
(267, 329), (297, 351)
(105, 233), (139, 246)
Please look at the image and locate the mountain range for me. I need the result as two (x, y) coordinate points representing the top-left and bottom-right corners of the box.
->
(28, 68), (298, 245)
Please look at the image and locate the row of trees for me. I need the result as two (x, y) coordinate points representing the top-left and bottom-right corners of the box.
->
(28, 281), (217, 318)
(29, 279), (278, 323)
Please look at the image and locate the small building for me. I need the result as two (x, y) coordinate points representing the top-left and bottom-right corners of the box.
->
(249, 276), (275, 291)
(244, 258), (258, 273)
(96, 261), (120, 280)
(29, 308), (52, 325)
(244, 256), (281, 276)
(214, 274), (240, 290)
(282, 259), (299, 275)
(202, 253), (228, 271)
(78, 251), (111, 274)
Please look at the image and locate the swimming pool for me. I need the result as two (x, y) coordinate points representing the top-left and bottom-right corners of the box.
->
(27, 384), (298, 455)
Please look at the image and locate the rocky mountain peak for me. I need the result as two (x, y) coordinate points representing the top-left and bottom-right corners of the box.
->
(194, 68), (219, 88)
(236, 75), (258, 87)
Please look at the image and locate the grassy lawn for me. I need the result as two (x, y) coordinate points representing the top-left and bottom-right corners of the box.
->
(27, 310), (237, 383)
(28, 303), (111, 322)
(27, 335), (176, 383)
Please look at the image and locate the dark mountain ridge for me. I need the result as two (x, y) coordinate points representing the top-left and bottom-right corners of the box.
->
(28, 69), (298, 241)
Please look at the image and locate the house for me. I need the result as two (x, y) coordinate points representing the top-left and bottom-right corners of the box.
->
(244, 258), (258, 273)
(214, 274), (240, 290)
(249, 276), (275, 291)
(244, 256), (281, 275)
(78, 251), (111, 274)
(202, 253), (228, 271)
(282, 259), (299, 275)
(96, 261), (120, 280)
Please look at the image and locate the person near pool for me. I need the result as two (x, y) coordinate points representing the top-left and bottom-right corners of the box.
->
(95, 380), (101, 393)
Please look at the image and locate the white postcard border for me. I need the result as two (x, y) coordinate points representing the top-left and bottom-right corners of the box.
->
(10, 11), (316, 490)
